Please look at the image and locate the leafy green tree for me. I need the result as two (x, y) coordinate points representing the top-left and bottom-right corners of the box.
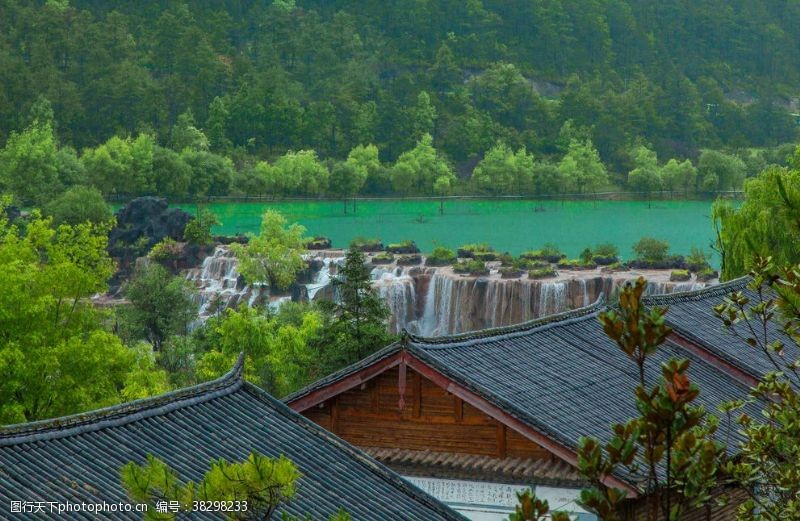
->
(714, 258), (800, 519)
(152, 146), (192, 200)
(196, 305), (321, 397)
(121, 452), (301, 521)
(316, 246), (394, 370)
(44, 185), (112, 226)
(182, 150), (234, 198)
(344, 143), (380, 210)
(713, 159), (800, 279)
(577, 278), (725, 521)
(0, 206), (168, 423)
(82, 134), (156, 196)
(0, 122), (61, 205)
(231, 210), (308, 290)
(633, 237), (671, 262)
(472, 142), (535, 194)
(205, 96), (232, 152)
(183, 208), (219, 246)
(698, 150), (747, 192)
(170, 110), (209, 152)
(121, 263), (197, 351)
(409, 90), (437, 141)
(330, 161), (367, 214)
(391, 134), (455, 195)
(558, 139), (609, 194)
(627, 145), (663, 204)
(433, 174), (452, 215)
(661, 158), (698, 195)
(273, 150), (329, 196)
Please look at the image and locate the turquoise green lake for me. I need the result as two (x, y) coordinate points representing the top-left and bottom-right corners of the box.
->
(174, 199), (717, 262)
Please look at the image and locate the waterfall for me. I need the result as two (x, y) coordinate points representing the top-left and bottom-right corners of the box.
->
(538, 281), (567, 317)
(186, 246), (255, 321)
(372, 266), (417, 334)
(417, 272), (454, 337)
(307, 258), (339, 300)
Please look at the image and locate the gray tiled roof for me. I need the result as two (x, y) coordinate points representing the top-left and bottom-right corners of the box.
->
(288, 301), (763, 489)
(0, 357), (464, 521)
(643, 277), (799, 382)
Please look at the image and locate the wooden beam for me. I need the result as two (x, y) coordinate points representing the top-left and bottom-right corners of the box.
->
(413, 372), (422, 418)
(398, 359), (407, 412)
(668, 332), (759, 387)
(404, 353), (639, 497)
(330, 396), (339, 435)
(497, 423), (507, 458)
(288, 352), (403, 412)
(453, 396), (463, 422)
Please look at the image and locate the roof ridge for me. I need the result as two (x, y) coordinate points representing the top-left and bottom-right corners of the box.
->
(407, 295), (606, 346)
(0, 353), (246, 444)
(243, 383), (467, 520)
(642, 276), (749, 304)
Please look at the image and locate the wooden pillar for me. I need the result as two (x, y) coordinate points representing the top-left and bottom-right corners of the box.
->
(398, 361), (407, 412)
(330, 397), (339, 434)
(413, 372), (422, 418)
(496, 423), (507, 458)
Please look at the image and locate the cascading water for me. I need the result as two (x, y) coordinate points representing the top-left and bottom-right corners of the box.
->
(372, 266), (417, 334)
(186, 246), (263, 321)
(184, 247), (717, 337)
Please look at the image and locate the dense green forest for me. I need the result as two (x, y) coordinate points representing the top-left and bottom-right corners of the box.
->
(1, 0), (799, 205)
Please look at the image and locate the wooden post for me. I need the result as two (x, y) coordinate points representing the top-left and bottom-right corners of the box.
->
(497, 423), (507, 458)
(413, 372), (422, 418)
(398, 361), (407, 412)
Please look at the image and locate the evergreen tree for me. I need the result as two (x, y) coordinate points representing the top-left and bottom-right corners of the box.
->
(317, 247), (394, 369)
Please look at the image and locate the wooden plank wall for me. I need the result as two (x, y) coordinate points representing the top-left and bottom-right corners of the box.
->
(302, 367), (552, 460)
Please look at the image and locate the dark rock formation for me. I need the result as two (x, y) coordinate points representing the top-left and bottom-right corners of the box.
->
(107, 197), (193, 290)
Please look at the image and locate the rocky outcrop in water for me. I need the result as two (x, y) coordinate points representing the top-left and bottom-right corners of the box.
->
(108, 197), (193, 288)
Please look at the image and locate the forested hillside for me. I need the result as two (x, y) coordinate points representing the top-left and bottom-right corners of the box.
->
(1, 0), (799, 201)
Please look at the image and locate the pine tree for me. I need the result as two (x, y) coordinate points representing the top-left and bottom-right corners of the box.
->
(318, 247), (394, 369)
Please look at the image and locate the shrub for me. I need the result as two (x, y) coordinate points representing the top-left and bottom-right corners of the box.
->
(473, 251), (498, 261)
(558, 258), (597, 270)
(593, 243), (619, 257)
(426, 246), (457, 266)
(44, 185), (112, 226)
(307, 236), (331, 250)
(521, 244), (565, 263)
(148, 237), (182, 263)
(515, 258), (550, 270)
(579, 248), (593, 264)
(632, 237), (670, 262)
(386, 240), (420, 254)
(696, 267), (718, 282)
(601, 261), (628, 273)
(453, 259), (489, 276)
(528, 266), (558, 279)
(499, 266), (523, 278)
(686, 247), (711, 272)
(498, 253), (515, 266)
(371, 251), (394, 264)
(670, 269), (691, 282)
(457, 243), (494, 258)
(350, 236), (383, 252)
(396, 254), (422, 265)
(183, 208), (220, 246)
(592, 243), (620, 265)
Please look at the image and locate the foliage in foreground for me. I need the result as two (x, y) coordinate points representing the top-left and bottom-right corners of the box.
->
(0, 204), (168, 423)
(713, 258), (800, 520)
(713, 150), (800, 280)
(121, 452), (353, 520)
